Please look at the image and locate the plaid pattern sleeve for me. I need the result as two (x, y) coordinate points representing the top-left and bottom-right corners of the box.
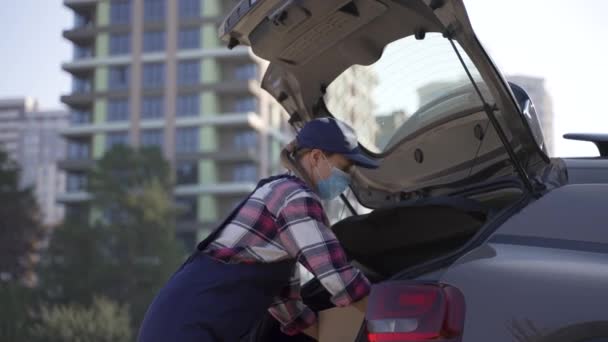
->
(276, 190), (371, 308)
(268, 267), (317, 336)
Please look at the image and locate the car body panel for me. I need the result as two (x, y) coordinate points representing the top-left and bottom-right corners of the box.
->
(563, 158), (608, 184)
(439, 184), (608, 341)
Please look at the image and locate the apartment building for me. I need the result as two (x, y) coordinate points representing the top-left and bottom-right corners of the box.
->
(60, 0), (291, 248)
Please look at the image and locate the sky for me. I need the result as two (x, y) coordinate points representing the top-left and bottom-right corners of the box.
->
(0, 1), (71, 109)
(0, 0), (606, 157)
(464, 0), (608, 157)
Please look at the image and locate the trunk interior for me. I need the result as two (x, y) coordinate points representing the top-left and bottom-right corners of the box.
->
(333, 197), (487, 282)
(250, 186), (524, 341)
(335, 186), (524, 282)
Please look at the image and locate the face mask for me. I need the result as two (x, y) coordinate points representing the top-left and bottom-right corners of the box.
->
(314, 157), (351, 200)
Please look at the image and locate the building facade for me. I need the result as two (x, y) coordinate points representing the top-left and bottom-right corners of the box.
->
(60, 0), (291, 249)
(325, 65), (380, 152)
(19, 110), (69, 226)
(0, 98), (68, 226)
(507, 75), (555, 156)
(0, 98), (38, 162)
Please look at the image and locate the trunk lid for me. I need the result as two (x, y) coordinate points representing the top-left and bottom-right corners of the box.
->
(220, 0), (550, 207)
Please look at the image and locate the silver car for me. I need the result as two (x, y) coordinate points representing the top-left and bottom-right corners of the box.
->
(220, 0), (608, 341)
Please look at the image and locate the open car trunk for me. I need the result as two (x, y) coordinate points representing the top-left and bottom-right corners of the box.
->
(247, 158), (567, 341)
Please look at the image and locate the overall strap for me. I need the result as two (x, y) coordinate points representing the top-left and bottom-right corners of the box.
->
(196, 174), (293, 251)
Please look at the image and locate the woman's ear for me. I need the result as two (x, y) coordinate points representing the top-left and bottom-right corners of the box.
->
(309, 149), (324, 168)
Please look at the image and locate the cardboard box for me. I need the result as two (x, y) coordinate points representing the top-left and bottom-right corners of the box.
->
(317, 305), (365, 342)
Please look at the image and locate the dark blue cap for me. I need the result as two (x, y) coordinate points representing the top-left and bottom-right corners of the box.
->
(296, 117), (380, 169)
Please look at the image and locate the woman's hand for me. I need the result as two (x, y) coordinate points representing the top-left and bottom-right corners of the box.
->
(352, 296), (368, 313)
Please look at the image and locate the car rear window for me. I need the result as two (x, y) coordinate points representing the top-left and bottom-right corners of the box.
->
(324, 32), (489, 154)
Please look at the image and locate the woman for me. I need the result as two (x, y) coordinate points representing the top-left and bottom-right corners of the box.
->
(138, 117), (379, 341)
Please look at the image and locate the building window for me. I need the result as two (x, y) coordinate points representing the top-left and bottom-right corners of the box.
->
(106, 132), (129, 150)
(107, 99), (129, 121)
(179, 0), (200, 18)
(74, 13), (94, 28)
(176, 161), (198, 185)
(178, 28), (200, 50)
(141, 129), (163, 148)
(109, 65), (130, 90)
(142, 63), (165, 88)
(175, 127), (198, 154)
(110, 33), (131, 55)
(232, 163), (258, 182)
(176, 94), (199, 117)
(143, 31), (165, 52)
(67, 172), (88, 192)
(175, 196), (197, 221)
(142, 96), (164, 119)
(74, 45), (94, 59)
(234, 97), (258, 112)
(234, 64), (258, 80)
(70, 110), (92, 125)
(67, 140), (90, 160)
(177, 60), (200, 85)
(144, 0), (165, 21)
(233, 131), (258, 150)
(72, 77), (92, 93)
(110, 0), (131, 24)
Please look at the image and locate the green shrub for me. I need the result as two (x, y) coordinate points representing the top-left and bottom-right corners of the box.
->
(0, 283), (36, 342)
(29, 296), (132, 342)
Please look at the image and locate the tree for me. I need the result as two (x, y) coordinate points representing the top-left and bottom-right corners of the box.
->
(0, 282), (37, 342)
(0, 148), (44, 285)
(39, 146), (185, 330)
(29, 296), (132, 342)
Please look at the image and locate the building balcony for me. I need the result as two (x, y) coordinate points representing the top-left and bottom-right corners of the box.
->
(57, 181), (256, 205)
(59, 112), (258, 137)
(174, 183), (256, 196)
(64, 0), (98, 11)
(174, 112), (259, 127)
(63, 60), (96, 73)
(61, 87), (129, 106)
(63, 55), (131, 73)
(59, 114), (269, 146)
(179, 16), (223, 28)
(58, 159), (95, 171)
(61, 92), (95, 106)
(57, 191), (92, 203)
(61, 121), (130, 137)
(176, 46), (252, 60)
(176, 147), (258, 163)
(63, 26), (96, 45)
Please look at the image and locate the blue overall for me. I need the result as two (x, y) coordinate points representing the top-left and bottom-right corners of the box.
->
(138, 175), (296, 342)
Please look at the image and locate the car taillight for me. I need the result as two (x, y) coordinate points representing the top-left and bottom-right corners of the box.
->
(366, 282), (465, 342)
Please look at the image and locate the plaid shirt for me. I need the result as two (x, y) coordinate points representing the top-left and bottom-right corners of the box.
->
(202, 174), (370, 335)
